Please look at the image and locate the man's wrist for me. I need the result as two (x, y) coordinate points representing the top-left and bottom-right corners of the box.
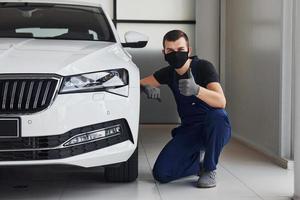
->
(195, 85), (201, 98)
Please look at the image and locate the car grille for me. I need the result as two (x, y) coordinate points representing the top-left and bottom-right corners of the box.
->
(0, 76), (60, 114)
(0, 119), (134, 161)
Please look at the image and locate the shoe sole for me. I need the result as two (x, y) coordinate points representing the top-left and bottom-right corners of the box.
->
(197, 184), (216, 188)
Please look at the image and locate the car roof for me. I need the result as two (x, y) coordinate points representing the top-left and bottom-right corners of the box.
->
(0, 0), (102, 7)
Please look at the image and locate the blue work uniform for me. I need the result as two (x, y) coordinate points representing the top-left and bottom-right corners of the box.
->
(152, 56), (232, 183)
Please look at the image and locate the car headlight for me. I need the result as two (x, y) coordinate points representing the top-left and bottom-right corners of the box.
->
(59, 69), (129, 96)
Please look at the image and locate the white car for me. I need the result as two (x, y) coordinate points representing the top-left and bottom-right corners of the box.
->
(0, 0), (148, 182)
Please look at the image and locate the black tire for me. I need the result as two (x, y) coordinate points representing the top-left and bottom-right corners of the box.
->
(104, 147), (138, 182)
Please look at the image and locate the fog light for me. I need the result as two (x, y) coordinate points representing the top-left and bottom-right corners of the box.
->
(63, 125), (121, 147)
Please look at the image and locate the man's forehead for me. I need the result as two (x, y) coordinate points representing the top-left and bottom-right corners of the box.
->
(164, 37), (188, 49)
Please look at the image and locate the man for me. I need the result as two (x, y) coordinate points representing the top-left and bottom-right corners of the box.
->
(140, 30), (231, 188)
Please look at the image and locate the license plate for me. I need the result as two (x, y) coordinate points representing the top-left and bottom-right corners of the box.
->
(0, 118), (20, 138)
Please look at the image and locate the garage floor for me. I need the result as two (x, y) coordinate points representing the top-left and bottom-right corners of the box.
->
(0, 125), (294, 200)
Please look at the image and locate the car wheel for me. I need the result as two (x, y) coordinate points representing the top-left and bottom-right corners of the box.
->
(104, 147), (138, 182)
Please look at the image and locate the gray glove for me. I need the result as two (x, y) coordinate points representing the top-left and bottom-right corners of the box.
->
(141, 85), (161, 101)
(178, 69), (200, 96)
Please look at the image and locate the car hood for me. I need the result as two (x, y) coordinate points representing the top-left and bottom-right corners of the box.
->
(0, 38), (130, 76)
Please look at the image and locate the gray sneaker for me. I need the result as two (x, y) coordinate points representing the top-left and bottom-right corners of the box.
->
(197, 170), (216, 188)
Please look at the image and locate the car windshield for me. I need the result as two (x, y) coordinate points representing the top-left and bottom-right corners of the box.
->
(0, 3), (115, 42)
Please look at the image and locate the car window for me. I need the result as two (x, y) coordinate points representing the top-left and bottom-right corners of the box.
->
(0, 3), (115, 42)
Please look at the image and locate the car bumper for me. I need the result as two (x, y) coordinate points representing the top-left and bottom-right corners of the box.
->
(0, 141), (135, 168)
(0, 88), (140, 167)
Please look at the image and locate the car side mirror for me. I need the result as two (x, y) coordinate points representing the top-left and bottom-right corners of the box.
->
(122, 31), (149, 48)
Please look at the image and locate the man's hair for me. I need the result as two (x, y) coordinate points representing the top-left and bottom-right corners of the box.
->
(163, 30), (189, 48)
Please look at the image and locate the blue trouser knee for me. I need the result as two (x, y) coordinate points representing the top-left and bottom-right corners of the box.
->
(152, 109), (231, 183)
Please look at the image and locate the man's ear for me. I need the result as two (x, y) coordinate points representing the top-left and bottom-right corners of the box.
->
(162, 49), (165, 54)
(188, 47), (192, 56)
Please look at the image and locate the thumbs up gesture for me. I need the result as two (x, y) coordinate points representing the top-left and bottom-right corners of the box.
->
(178, 68), (200, 96)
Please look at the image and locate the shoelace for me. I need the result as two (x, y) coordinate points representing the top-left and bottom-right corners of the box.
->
(209, 171), (216, 179)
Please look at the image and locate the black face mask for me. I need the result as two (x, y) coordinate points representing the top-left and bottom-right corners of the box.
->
(164, 51), (189, 69)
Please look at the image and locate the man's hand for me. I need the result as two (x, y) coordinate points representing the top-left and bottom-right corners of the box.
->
(141, 85), (161, 101)
(178, 69), (200, 96)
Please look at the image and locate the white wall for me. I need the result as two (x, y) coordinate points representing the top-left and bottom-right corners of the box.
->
(225, 0), (283, 157)
(195, 0), (220, 71)
(196, 0), (288, 159)
(117, 0), (195, 21)
(293, 0), (300, 198)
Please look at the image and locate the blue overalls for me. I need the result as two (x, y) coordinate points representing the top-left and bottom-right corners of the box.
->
(152, 67), (232, 184)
